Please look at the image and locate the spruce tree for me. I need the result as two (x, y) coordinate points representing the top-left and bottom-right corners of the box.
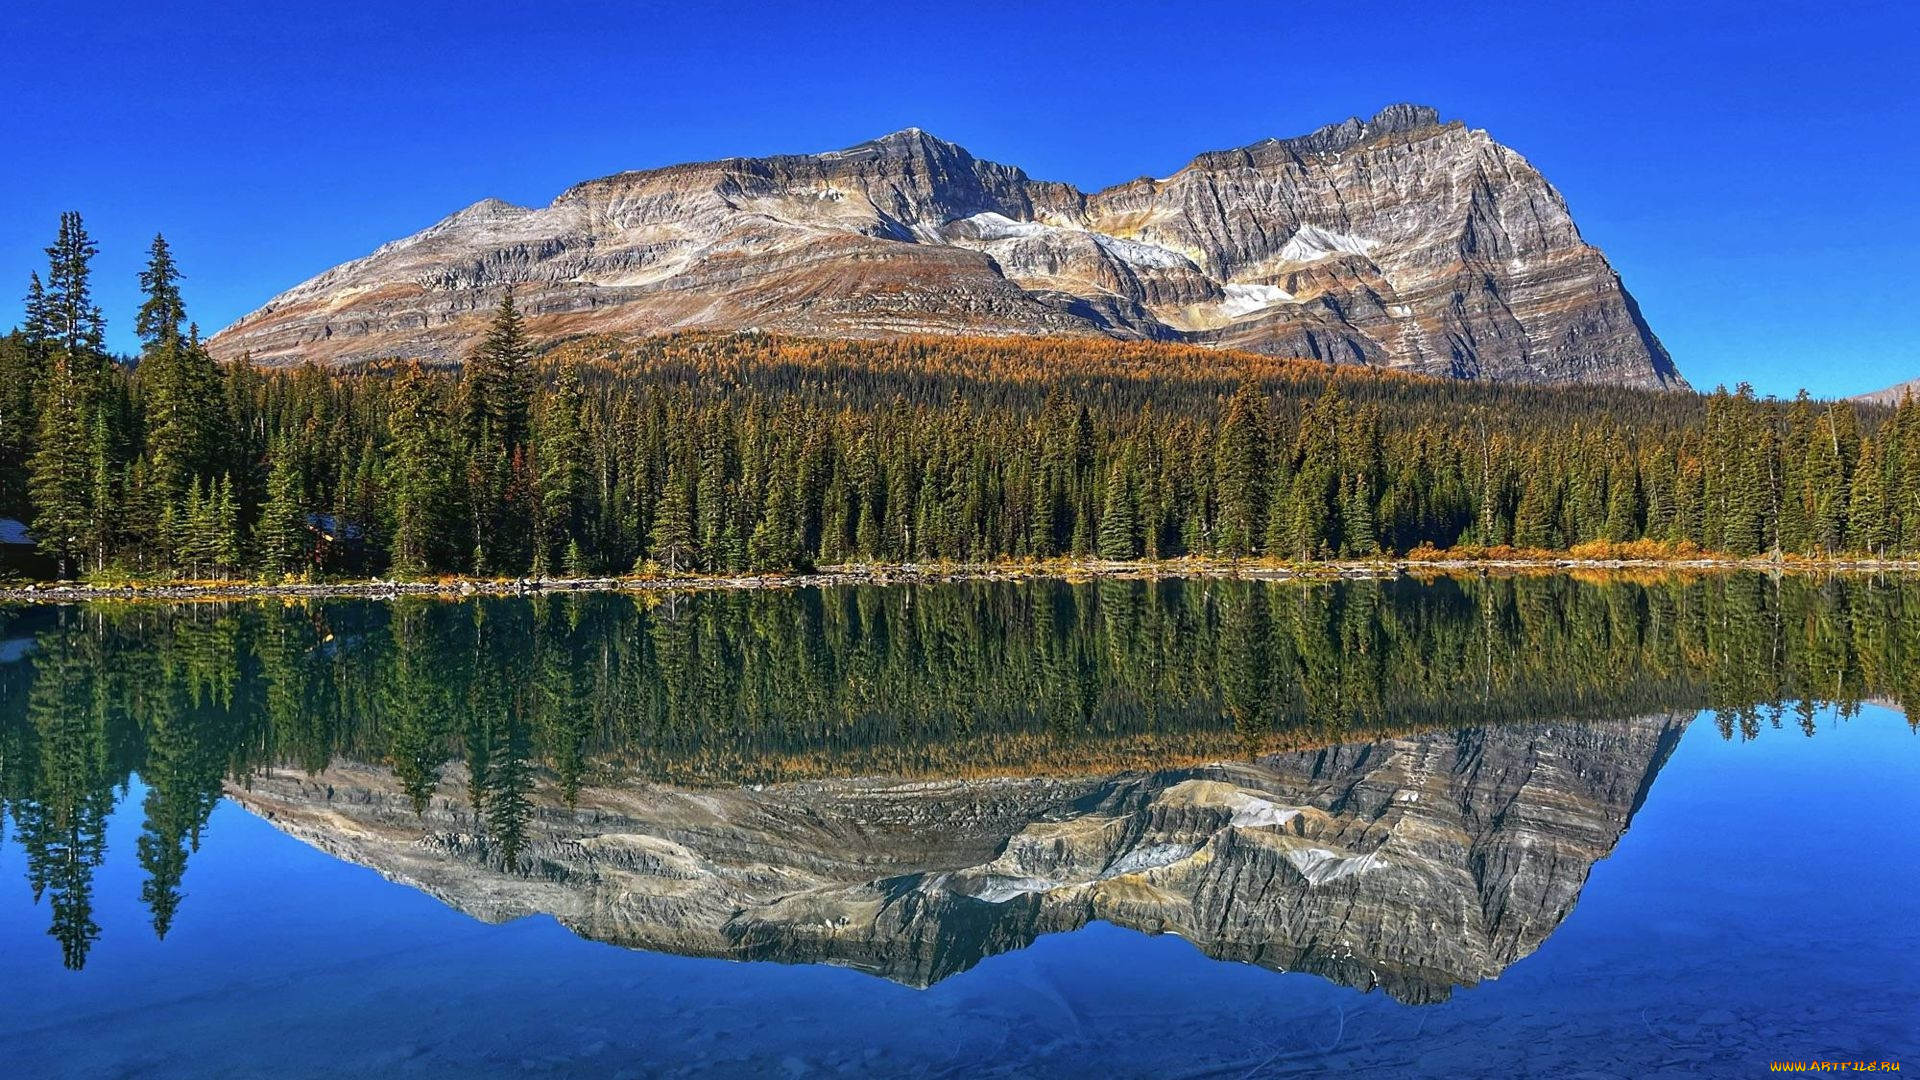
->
(386, 365), (459, 577)
(1067, 404), (1097, 557)
(22, 273), (50, 352)
(853, 432), (883, 559)
(1603, 446), (1641, 543)
(27, 215), (111, 578)
(648, 462), (697, 571)
(134, 235), (185, 349)
(1778, 392), (1815, 555)
(0, 333), (41, 517)
(749, 459), (800, 570)
(173, 479), (207, 577)
(1806, 409), (1849, 555)
(42, 213), (107, 365)
(1898, 399), (1920, 555)
(256, 440), (308, 577)
(1212, 384), (1267, 559)
(86, 411), (119, 572)
(4, 278), (53, 512)
(1097, 448), (1138, 560)
(137, 235), (228, 503)
(29, 352), (94, 578)
(1846, 439), (1890, 555)
(1513, 450), (1559, 549)
(466, 289), (533, 452)
(209, 475), (241, 574)
(532, 364), (587, 576)
(1340, 472), (1379, 556)
(462, 292), (536, 575)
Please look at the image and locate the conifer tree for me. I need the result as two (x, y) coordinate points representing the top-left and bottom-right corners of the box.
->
(1603, 448), (1641, 542)
(86, 412), (119, 572)
(484, 706), (533, 870)
(853, 431), (883, 560)
(1340, 471), (1379, 555)
(1067, 404), (1097, 557)
(1513, 450), (1559, 549)
(42, 213), (107, 365)
(1097, 448), (1139, 560)
(0, 332), (41, 518)
(22, 273), (50, 352)
(137, 237), (228, 502)
(30, 352), (95, 578)
(134, 235), (185, 349)
(256, 440), (308, 577)
(532, 364), (588, 576)
(27, 215), (111, 578)
(386, 365), (460, 577)
(749, 459), (800, 570)
(649, 462), (697, 571)
(1212, 384), (1268, 559)
(173, 478), (211, 577)
(1806, 409), (1849, 555)
(209, 475), (241, 574)
(1846, 439), (1890, 555)
(1898, 399), (1920, 555)
(466, 289), (533, 452)
(1778, 392), (1816, 555)
(461, 292), (537, 574)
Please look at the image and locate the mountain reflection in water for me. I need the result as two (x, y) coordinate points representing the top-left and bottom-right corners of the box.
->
(1, 573), (1915, 991)
(236, 716), (1684, 1003)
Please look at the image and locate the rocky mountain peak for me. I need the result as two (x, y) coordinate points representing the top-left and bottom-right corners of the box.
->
(209, 105), (1685, 390)
(836, 126), (973, 161)
(437, 196), (531, 227)
(1274, 102), (1445, 155)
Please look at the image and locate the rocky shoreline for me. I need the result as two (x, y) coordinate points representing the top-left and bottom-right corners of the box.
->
(4, 554), (1919, 604)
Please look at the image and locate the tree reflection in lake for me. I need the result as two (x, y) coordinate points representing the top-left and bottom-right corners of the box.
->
(1, 572), (1917, 973)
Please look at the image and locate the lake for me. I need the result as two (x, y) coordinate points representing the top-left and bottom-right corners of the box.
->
(1, 574), (1915, 1078)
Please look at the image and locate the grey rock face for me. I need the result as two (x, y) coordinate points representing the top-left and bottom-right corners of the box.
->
(209, 106), (1685, 389)
(229, 716), (1687, 1001)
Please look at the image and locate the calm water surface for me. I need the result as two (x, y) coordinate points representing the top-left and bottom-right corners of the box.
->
(1, 575), (1915, 1078)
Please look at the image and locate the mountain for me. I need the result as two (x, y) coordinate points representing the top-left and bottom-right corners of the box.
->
(209, 105), (1685, 389)
(1854, 377), (1920, 406)
(229, 716), (1686, 1002)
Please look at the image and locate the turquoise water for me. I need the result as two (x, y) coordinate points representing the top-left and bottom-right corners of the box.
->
(1, 578), (1916, 1077)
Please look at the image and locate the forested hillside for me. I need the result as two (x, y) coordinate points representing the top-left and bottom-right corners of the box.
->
(2, 215), (1915, 582)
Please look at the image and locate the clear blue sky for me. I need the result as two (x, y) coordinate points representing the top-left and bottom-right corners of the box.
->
(3, 0), (1914, 398)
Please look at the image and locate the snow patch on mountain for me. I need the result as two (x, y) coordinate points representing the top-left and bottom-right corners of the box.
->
(1285, 846), (1387, 886)
(962, 875), (1062, 903)
(1103, 842), (1199, 877)
(1220, 283), (1295, 319)
(1091, 233), (1192, 270)
(951, 213), (1197, 271)
(952, 212), (1052, 241)
(1278, 224), (1377, 264)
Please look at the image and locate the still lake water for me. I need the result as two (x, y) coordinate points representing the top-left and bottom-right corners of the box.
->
(0, 574), (1915, 1078)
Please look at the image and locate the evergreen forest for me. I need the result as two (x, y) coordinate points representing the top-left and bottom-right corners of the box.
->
(3, 215), (1918, 581)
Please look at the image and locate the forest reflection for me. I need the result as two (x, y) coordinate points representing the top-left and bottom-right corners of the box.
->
(2, 572), (1917, 970)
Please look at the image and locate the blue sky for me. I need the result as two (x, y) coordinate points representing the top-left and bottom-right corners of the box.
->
(2, 0), (1914, 398)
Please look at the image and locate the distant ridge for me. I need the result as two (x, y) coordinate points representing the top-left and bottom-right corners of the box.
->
(210, 105), (1686, 390)
(1853, 377), (1920, 406)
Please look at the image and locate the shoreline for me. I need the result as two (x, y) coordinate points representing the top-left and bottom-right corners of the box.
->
(5, 553), (1920, 603)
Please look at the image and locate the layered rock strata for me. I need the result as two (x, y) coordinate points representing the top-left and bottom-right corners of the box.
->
(231, 716), (1686, 1001)
(210, 106), (1684, 388)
